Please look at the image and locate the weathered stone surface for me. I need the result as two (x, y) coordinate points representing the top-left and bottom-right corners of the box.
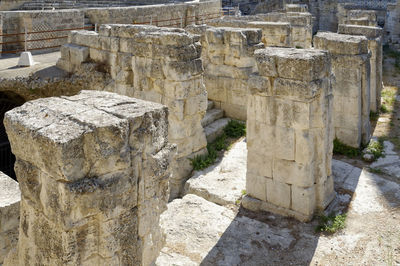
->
(3, 90), (174, 266)
(245, 47), (334, 221)
(314, 31), (371, 147)
(156, 194), (295, 265)
(0, 172), (20, 264)
(184, 139), (246, 206)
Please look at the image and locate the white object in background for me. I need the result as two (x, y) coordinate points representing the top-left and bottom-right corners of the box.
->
(18, 51), (35, 67)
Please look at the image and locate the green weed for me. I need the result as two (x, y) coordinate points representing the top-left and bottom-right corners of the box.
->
(333, 138), (361, 157)
(224, 120), (246, 138)
(315, 213), (347, 234)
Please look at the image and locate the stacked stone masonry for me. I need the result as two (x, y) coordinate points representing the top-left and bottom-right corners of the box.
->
(0, 172), (20, 264)
(338, 24), (383, 113)
(386, 0), (400, 47)
(314, 32), (371, 148)
(3, 90), (174, 266)
(337, 5), (378, 27)
(209, 10), (313, 49)
(242, 47), (335, 222)
(57, 25), (208, 199)
(186, 25), (264, 121)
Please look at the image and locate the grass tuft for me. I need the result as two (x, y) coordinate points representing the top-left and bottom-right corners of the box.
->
(189, 120), (246, 171)
(224, 120), (246, 138)
(333, 138), (361, 157)
(315, 213), (347, 234)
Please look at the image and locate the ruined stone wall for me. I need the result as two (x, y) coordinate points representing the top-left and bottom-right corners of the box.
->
(187, 25), (264, 121)
(1, 10), (84, 52)
(0, 171), (20, 264)
(242, 47), (335, 222)
(386, 0), (400, 47)
(337, 5), (378, 27)
(338, 24), (383, 113)
(57, 25), (208, 199)
(3, 90), (174, 266)
(84, 0), (221, 27)
(314, 32), (371, 148)
(210, 11), (313, 48)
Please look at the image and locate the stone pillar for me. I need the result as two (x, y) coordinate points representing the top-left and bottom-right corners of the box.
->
(0, 172), (20, 264)
(3, 90), (174, 266)
(338, 24), (383, 113)
(314, 32), (371, 148)
(242, 47), (335, 222)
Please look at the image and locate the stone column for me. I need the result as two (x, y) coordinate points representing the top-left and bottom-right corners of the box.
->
(314, 32), (371, 148)
(338, 24), (383, 113)
(3, 90), (174, 266)
(242, 47), (335, 222)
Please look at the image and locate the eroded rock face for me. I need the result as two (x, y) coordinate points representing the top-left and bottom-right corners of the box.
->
(0, 171), (20, 264)
(3, 90), (174, 266)
(243, 47), (335, 222)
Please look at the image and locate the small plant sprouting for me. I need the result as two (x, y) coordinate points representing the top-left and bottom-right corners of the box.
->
(369, 167), (384, 174)
(189, 120), (246, 171)
(241, 189), (246, 196)
(370, 111), (379, 122)
(315, 213), (347, 234)
(380, 104), (389, 113)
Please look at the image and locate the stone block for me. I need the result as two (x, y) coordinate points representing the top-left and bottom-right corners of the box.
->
(291, 185), (316, 217)
(273, 159), (314, 187)
(266, 179), (291, 209)
(313, 32), (368, 55)
(255, 48), (329, 82)
(246, 173), (268, 201)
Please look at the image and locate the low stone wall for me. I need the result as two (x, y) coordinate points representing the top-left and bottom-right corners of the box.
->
(0, 171), (20, 264)
(338, 24), (383, 113)
(84, 0), (221, 27)
(242, 47), (335, 222)
(186, 25), (264, 121)
(314, 32), (371, 148)
(3, 90), (174, 266)
(0, 9), (84, 53)
(57, 25), (208, 199)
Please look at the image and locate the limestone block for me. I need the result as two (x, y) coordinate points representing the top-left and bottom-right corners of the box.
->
(313, 32), (368, 55)
(255, 48), (329, 82)
(246, 173), (268, 201)
(67, 43), (89, 67)
(291, 185), (316, 216)
(247, 149), (273, 178)
(4, 91), (173, 266)
(337, 24), (383, 39)
(266, 179), (291, 209)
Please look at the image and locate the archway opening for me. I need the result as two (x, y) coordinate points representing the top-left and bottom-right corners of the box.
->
(0, 91), (25, 181)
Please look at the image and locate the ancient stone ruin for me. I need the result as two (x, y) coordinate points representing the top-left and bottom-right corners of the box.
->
(0, 0), (398, 264)
(4, 90), (174, 265)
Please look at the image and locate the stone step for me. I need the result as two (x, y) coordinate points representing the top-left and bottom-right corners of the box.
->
(201, 108), (223, 127)
(207, 100), (214, 111)
(183, 138), (246, 206)
(204, 117), (230, 143)
(156, 193), (295, 266)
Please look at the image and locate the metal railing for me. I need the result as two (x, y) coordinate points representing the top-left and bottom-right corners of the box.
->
(0, 25), (95, 54)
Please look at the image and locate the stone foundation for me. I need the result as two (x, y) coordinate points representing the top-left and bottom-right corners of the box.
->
(242, 47), (335, 222)
(314, 32), (371, 148)
(57, 25), (208, 199)
(3, 90), (174, 266)
(338, 24), (383, 112)
(0, 171), (20, 264)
